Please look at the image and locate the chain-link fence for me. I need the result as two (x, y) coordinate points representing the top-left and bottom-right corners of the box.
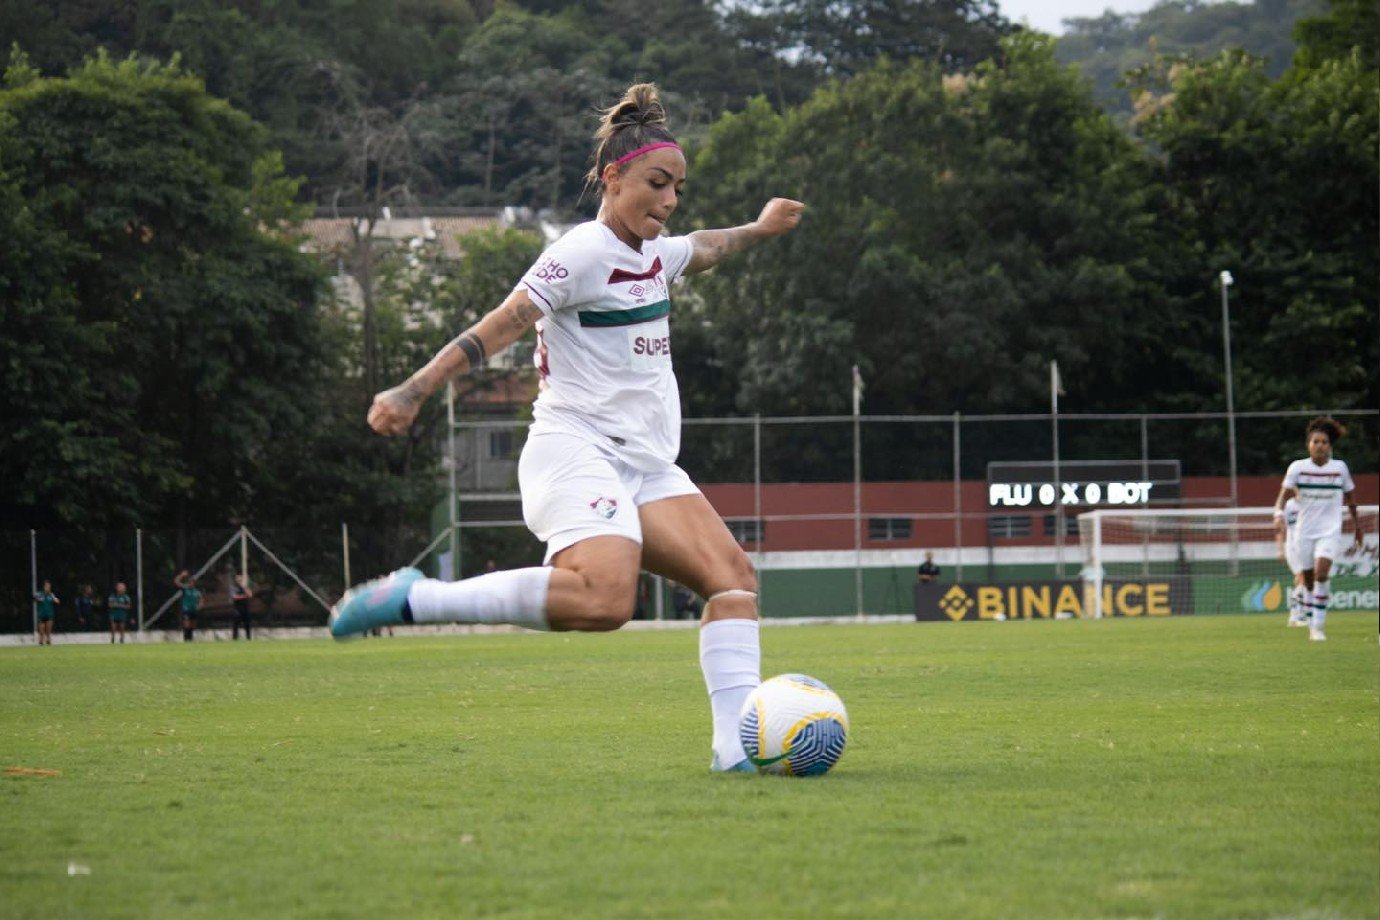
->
(5, 409), (1375, 631)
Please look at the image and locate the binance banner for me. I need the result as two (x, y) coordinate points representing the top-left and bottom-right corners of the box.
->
(915, 578), (1194, 621)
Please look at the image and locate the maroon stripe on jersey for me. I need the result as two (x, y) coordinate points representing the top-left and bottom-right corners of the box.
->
(522, 282), (553, 308)
(608, 257), (662, 284)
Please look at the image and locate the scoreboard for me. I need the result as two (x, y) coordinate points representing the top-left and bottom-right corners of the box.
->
(986, 460), (1181, 508)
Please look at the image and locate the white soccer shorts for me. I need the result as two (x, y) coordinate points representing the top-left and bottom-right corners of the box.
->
(1293, 533), (1342, 568)
(518, 431), (701, 563)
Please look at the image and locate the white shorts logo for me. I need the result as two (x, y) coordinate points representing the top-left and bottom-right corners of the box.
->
(590, 497), (618, 519)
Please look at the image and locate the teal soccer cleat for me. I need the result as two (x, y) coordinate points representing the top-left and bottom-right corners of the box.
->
(329, 568), (424, 639)
(710, 752), (757, 774)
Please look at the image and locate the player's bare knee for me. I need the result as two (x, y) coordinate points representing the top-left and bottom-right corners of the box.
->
(712, 547), (756, 596)
(579, 574), (638, 630)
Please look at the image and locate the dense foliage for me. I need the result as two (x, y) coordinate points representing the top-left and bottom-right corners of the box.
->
(0, 0), (1373, 548)
(1056, 0), (1328, 120)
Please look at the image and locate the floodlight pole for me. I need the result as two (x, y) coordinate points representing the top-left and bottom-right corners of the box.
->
(1219, 270), (1239, 576)
(1219, 271), (1238, 510)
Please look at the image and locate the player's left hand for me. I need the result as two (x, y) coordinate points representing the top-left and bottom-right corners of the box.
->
(754, 198), (805, 238)
(369, 384), (422, 436)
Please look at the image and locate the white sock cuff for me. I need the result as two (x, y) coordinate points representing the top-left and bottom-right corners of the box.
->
(700, 618), (760, 693)
(700, 616), (759, 643)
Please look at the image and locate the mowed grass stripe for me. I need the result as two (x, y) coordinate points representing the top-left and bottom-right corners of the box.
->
(1, 614), (1375, 919)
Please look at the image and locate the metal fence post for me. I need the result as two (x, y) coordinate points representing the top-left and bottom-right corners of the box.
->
(136, 528), (144, 632)
(753, 413), (763, 615)
(30, 529), (37, 637)
(953, 411), (962, 582)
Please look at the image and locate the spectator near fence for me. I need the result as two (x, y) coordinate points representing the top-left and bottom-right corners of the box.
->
(175, 570), (202, 642)
(107, 582), (132, 644)
(916, 552), (940, 584)
(672, 582), (701, 620)
(74, 584), (95, 630)
(34, 580), (58, 646)
(230, 574), (253, 640)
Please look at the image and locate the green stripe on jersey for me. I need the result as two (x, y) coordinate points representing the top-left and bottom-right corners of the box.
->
(577, 299), (670, 327)
(1297, 483), (1344, 490)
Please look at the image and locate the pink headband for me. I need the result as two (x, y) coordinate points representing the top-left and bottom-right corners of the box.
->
(612, 142), (681, 169)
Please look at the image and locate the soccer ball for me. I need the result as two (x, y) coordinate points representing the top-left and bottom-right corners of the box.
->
(738, 673), (849, 776)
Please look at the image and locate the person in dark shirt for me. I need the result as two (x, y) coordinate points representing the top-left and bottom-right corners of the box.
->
(916, 552), (941, 584)
(231, 574), (253, 640)
(74, 585), (95, 630)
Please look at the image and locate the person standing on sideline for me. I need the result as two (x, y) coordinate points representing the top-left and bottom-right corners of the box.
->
(175, 570), (202, 641)
(1273, 416), (1363, 642)
(230, 574), (253, 640)
(74, 584), (95, 630)
(1273, 497), (1309, 628)
(107, 582), (132, 644)
(331, 82), (805, 773)
(916, 552), (940, 584)
(34, 580), (58, 645)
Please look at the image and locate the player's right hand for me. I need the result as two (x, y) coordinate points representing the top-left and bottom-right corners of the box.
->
(754, 198), (805, 238)
(368, 385), (421, 436)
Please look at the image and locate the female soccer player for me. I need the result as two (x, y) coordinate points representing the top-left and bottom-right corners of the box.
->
(331, 83), (804, 772)
(1273, 416), (1363, 641)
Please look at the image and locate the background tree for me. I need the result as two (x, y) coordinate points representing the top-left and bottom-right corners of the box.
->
(0, 52), (324, 540)
(1055, 0), (1326, 120)
(724, 0), (1013, 78)
(1127, 15), (1378, 472)
(675, 34), (1157, 478)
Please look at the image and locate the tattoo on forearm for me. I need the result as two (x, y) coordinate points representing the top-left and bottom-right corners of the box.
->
(690, 225), (755, 268)
(505, 299), (542, 331)
(399, 380), (428, 408)
(456, 331), (487, 370)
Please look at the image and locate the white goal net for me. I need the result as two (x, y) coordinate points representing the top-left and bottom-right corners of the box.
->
(1077, 506), (1378, 618)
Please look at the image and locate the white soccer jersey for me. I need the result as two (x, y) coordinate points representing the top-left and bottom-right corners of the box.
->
(518, 221), (694, 471)
(1283, 457), (1355, 539)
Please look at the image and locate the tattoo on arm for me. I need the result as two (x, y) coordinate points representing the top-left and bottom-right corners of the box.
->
(687, 225), (758, 274)
(504, 298), (542, 332)
(396, 378), (429, 410)
(456, 331), (487, 370)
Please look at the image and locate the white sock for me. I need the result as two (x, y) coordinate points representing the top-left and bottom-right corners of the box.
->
(699, 618), (760, 767)
(1291, 585), (1306, 620)
(406, 568), (551, 630)
(1312, 582), (1330, 630)
(1303, 588), (1314, 621)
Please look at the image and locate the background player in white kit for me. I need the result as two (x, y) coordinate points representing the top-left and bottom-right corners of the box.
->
(1273, 417), (1363, 641)
(331, 83), (805, 773)
(1273, 497), (1308, 627)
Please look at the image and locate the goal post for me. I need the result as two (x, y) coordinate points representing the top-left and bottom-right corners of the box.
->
(1077, 506), (1378, 618)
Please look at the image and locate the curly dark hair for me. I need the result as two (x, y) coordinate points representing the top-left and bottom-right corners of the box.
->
(1306, 416), (1345, 445)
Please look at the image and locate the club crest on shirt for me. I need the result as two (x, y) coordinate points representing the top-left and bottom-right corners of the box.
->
(590, 497), (619, 520)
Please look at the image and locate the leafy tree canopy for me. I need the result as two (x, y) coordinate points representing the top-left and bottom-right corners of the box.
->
(1055, 0), (1326, 120)
(0, 51), (324, 529)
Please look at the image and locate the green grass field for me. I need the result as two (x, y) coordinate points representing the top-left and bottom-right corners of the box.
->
(2, 614), (1377, 919)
